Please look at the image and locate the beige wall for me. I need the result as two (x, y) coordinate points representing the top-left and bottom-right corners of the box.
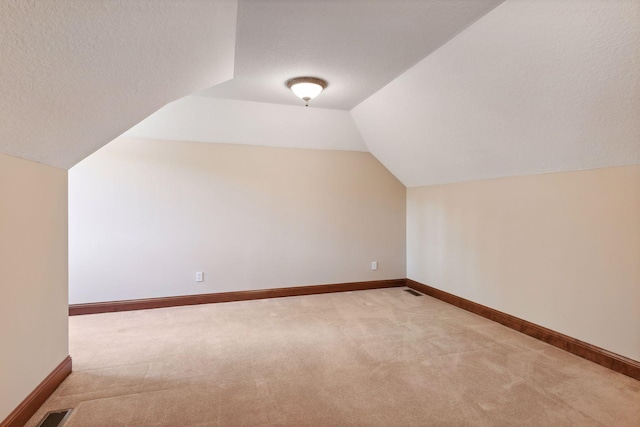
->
(407, 165), (640, 361)
(69, 138), (406, 304)
(0, 153), (68, 421)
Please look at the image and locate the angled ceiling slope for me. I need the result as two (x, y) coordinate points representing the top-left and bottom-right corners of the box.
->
(352, 0), (640, 187)
(123, 96), (368, 152)
(0, 0), (238, 169)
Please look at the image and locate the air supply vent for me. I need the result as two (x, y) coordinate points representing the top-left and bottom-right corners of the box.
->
(37, 409), (73, 427)
(404, 289), (423, 297)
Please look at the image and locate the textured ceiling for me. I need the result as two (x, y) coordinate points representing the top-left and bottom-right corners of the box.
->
(352, 0), (640, 187)
(0, 0), (237, 169)
(2, 0), (638, 184)
(198, 0), (504, 110)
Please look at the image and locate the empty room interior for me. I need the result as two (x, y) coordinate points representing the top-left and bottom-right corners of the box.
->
(1, 1), (639, 426)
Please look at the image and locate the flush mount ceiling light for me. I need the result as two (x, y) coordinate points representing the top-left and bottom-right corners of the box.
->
(286, 77), (328, 107)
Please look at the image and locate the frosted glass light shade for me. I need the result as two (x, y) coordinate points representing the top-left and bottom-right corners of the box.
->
(286, 77), (327, 106)
(291, 82), (323, 100)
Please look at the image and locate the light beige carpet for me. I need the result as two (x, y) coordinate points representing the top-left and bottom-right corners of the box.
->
(27, 288), (640, 426)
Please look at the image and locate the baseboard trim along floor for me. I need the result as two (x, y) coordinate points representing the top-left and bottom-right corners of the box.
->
(406, 279), (640, 381)
(69, 277), (640, 380)
(0, 356), (72, 427)
(68, 279), (407, 316)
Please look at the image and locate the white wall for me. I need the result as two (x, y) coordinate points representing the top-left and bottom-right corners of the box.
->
(0, 153), (68, 421)
(69, 138), (406, 304)
(407, 165), (640, 361)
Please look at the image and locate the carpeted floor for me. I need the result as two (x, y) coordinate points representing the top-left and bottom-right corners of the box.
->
(27, 288), (640, 426)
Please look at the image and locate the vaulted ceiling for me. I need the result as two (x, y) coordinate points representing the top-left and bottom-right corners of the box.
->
(352, 0), (640, 186)
(2, 0), (639, 186)
(0, 0), (237, 169)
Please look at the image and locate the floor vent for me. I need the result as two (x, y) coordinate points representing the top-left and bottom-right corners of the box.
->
(404, 289), (423, 297)
(37, 409), (73, 427)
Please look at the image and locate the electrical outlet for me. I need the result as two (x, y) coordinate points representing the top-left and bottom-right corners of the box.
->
(195, 272), (204, 282)
(371, 261), (378, 271)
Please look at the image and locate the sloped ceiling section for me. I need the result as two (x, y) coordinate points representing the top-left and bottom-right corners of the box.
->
(0, 0), (238, 169)
(352, 0), (640, 187)
(123, 97), (367, 152)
